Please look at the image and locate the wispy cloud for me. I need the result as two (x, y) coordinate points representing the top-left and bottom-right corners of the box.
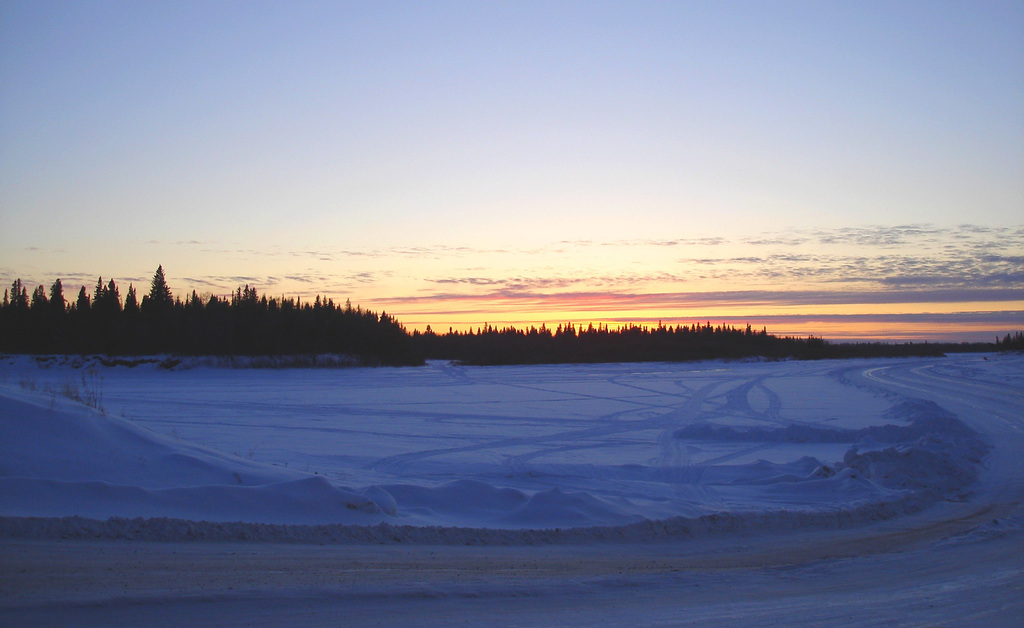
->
(607, 311), (1024, 326)
(424, 272), (689, 294)
(377, 287), (1024, 309)
(740, 236), (811, 247)
(811, 224), (953, 247)
(669, 226), (1024, 290)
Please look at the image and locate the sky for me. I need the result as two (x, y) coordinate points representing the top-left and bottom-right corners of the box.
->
(1, 0), (1022, 342)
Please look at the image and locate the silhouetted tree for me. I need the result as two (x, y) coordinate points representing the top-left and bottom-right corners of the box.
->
(30, 285), (48, 310)
(997, 331), (1024, 351)
(124, 284), (139, 315)
(148, 265), (172, 305)
(9, 279), (28, 310)
(49, 279), (66, 314)
(75, 287), (90, 312)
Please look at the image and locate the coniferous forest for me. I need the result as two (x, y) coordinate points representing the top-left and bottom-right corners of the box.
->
(0, 267), (419, 366)
(1, 267), (1020, 366)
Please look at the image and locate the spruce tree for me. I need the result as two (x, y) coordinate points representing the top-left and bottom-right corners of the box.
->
(93, 277), (105, 303)
(124, 284), (139, 314)
(75, 286), (90, 311)
(9, 279), (28, 309)
(49, 279), (66, 313)
(149, 265), (172, 305)
(106, 279), (121, 311)
(30, 285), (48, 310)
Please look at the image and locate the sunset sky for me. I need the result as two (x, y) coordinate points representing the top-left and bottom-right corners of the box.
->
(2, 1), (1022, 342)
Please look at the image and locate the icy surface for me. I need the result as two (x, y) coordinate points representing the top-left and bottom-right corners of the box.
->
(0, 354), (1000, 536)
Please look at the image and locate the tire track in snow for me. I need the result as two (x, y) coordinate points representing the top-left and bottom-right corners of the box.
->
(655, 381), (723, 495)
(665, 378), (780, 469)
(371, 380), (726, 478)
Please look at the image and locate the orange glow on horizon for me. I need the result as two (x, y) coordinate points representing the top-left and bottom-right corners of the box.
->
(370, 293), (1024, 343)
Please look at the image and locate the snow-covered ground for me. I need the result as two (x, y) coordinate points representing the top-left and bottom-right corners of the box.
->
(2, 353), (1022, 625)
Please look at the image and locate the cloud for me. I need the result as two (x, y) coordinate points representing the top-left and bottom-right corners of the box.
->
(413, 237), (1022, 297)
(732, 224), (1024, 253)
(880, 272), (1024, 288)
(424, 271), (690, 294)
(667, 231), (1024, 289)
(741, 236), (811, 247)
(560, 237), (729, 248)
(181, 277), (225, 289)
(170, 268), (395, 294)
(605, 311), (1024, 325)
(429, 277), (509, 286)
(812, 224), (951, 247)
(979, 255), (1024, 264)
(612, 237), (730, 247)
(376, 287), (1024, 310)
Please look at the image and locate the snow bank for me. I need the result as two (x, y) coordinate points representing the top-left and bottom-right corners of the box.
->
(673, 401), (977, 445)
(0, 391), (392, 525)
(676, 399), (988, 502)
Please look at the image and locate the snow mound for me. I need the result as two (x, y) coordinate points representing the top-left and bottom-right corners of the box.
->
(673, 401), (979, 445)
(0, 392), (392, 525)
(383, 480), (528, 524)
(676, 400), (988, 503)
(501, 487), (640, 527)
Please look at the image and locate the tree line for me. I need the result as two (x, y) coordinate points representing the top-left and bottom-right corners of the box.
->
(409, 321), (953, 365)
(997, 331), (1024, 351)
(0, 266), (420, 365)
(2, 267), (1019, 366)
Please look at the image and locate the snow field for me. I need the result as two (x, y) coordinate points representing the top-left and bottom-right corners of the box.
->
(0, 354), (1009, 540)
(3, 353), (1024, 627)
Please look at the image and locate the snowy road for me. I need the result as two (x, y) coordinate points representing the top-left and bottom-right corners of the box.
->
(2, 354), (1023, 625)
(3, 521), (1021, 627)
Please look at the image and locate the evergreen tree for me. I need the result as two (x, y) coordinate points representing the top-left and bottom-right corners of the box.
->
(30, 285), (48, 310)
(124, 284), (139, 314)
(49, 279), (66, 313)
(75, 286), (90, 312)
(105, 279), (122, 311)
(149, 265), (172, 305)
(9, 279), (28, 310)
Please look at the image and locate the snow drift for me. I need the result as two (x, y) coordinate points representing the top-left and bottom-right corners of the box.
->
(0, 391), (392, 526)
